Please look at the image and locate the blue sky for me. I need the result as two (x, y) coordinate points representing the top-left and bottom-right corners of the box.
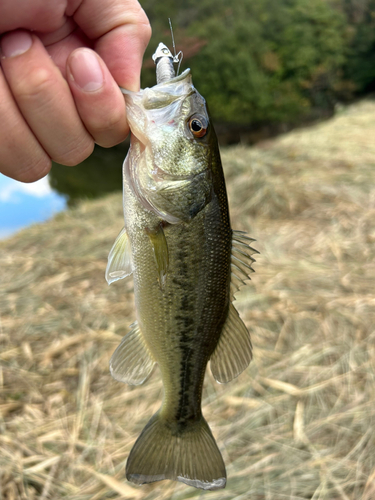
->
(0, 173), (66, 239)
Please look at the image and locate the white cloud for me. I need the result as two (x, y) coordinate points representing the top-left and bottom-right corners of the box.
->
(0, 174), (53, 203)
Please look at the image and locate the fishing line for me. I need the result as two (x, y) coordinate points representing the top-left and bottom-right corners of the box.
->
(168, 18), (183, 76)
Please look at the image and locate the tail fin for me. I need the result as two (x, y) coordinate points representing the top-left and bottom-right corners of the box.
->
(126, 412), (226, 490)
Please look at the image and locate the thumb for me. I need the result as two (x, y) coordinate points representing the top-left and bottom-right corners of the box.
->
(72, 0), (151, 91)
(67, 48), (128, 147)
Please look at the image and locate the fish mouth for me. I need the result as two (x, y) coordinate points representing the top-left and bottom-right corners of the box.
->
(119, 69), (191, 95)
(150, 164), (200, 183)
(157, 68), (191, 86)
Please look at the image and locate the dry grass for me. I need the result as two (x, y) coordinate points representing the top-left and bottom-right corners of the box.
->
(1, 98), (375, 499)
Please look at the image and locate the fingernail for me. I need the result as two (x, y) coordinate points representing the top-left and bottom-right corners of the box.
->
(1, 30), (32, 58)
(69, 49), (104, 92)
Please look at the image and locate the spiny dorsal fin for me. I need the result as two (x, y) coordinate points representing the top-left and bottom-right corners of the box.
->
(210, 303), (252, 384)
(106, 227), (132, 285)
(230, 230), (259, 298)
(110, 321), (155, 385)
(146, 223), (169, 288)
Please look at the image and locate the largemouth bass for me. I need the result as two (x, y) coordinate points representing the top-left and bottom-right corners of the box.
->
(106, 43), (257, 490)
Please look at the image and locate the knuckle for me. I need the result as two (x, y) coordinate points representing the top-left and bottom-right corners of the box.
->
(14, 156), (52, 183)
(96, 130), (128, 148)
(124, 5), (151, 48)
(53, 137), (94, 166)
(13, 67), (56, 103)
(135, 10), (152, 46)
(92, 106), (126, 137)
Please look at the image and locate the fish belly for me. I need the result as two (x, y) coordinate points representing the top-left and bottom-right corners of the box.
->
(130, 193), (231, 423)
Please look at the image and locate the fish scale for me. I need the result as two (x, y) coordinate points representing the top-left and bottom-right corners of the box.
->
(106, 42), (258, 490)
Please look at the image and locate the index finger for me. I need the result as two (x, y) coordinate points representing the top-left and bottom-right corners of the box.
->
(72, 0), (151, 91)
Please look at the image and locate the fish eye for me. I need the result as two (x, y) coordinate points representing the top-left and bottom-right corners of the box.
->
(188, 115), (208, 138)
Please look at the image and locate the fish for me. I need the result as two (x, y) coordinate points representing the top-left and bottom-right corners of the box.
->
(106, 42), (258, 490)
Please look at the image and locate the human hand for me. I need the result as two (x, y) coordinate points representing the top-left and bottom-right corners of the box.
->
(0, 0), (151, 182)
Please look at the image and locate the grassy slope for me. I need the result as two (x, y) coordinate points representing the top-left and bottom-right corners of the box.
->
(1, 99), (375, 500)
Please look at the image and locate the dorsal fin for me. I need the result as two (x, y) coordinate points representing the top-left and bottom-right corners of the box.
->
(230, 230), (259, 298)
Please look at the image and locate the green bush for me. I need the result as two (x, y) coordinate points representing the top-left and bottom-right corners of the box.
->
(139, 0), (374, 126)
(341, 0), (375, 93)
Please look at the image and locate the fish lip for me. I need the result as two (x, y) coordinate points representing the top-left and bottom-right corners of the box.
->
(130, 130), (150, 150)
(155, 170), (211, 195)
(150, 164), (202, 183)
(157, 68), (191, 85)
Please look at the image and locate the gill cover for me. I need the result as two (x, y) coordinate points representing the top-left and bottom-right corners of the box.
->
(123, 70), (213, 224)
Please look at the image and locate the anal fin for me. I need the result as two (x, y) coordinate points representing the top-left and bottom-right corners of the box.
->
(210, 303), (252, 383)
(110, 321), (155, 385)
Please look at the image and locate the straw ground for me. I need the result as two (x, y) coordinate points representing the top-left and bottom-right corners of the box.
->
(1, 99), (375, 499)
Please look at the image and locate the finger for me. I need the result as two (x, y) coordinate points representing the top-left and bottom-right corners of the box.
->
(0, 69), (51, 182)
(67, 48), (128, 148)
(73, 0), (151, 91)
(0, 30), (94, 166)
(44, 27), (93, 79)
(0, 0), (68, 33)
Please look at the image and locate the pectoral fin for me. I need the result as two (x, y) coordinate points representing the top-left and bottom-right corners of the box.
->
(146, 223), (169, 288)
(110, 321), (155, 385)
(210, 303), (252, 384)
(106, 227), (132, 285)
